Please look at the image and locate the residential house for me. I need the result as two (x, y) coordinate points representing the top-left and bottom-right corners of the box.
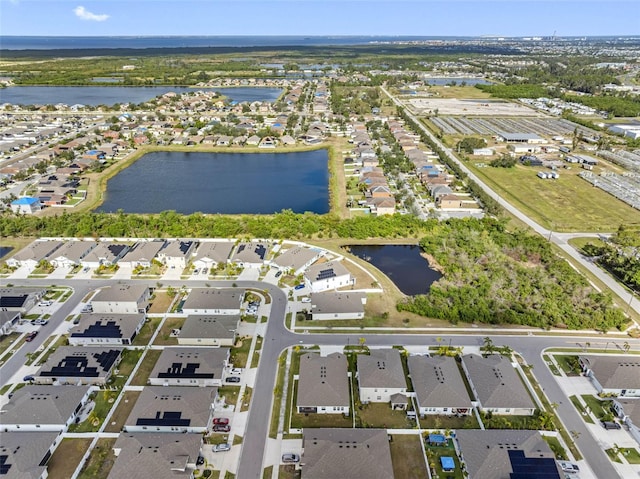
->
(297, 352), (350, 415)
(191, 241), (234, 270)
(612, 399), (640, 445)
(357, 349), (407, 404)
(455, 430), (563, 479)
(11, 196), (41, 215)
(124, 386), (217, 433)
(35, 346), (123, 385)
(272, 246), (322, 275)
(367, 197), (396, 216)
(91, 284), (150, 314)
(68, 313), (146, 346)
(0, 287), (46, 314)
(309, 292), (366, 320)
(0, 310), (21, 335)
(231, 241), (271, 268)
(47, 240), (97, 268)
(408, 355), (472, 416)
(301, 428), (395, 479)
(149, 347), (230, 387)
(0, 432), (62, 479)
(80, 242), (130, 268)
(304, 260), (354, 293)
(177, 315), (239, 347)
(181, 288), (242, 315)
(461, 354), (537, 415)
(119, 240), (165, 268)
(0, 385), (91, 432)
(108, 433), (202, 479)
(579, 355), (640, 397)
(156, 240), (196, 270)
(5, 240), (63, 268)
(258, 136), (277, 148)
(438, 194), (465, 210)
(246, 135), (260, 146)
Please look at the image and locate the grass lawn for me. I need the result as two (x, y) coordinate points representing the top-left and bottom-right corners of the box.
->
(262, 466), (273, 479)
(620, 448), (640, 464)
(269, 351), (288, 438)
(389, 435), (429, 479)
(581, 395), (613, 419)
(36, 336), (68, 365)
(420, 414), (480, 429)
(568, 237), (606, 253)
(569, 395), (594, 424)
(148, 291), (174, 313)
(425, 438), (465, 479)
(77, 438), (117, 479)
(132, 317), (161, 346)
(241, 387), (252, 412)
(251, 336), (263, 368)
(110, 348), (143, 389)
(466, 161), (640, 232)
(130, 349), (162, 386)
(542, 435), (568, 460)
(606, 448), (622, 463)
(47, 438), (92, 479)
(278, 465), (299, 479)
(217, 386), (240, 409)
(290, 410), (352, 429)
(357, 402), (415, 429)
(229, 336), (252, 368)
(153, 316), (185, 345)
(68, 390), (119, 433)
(0, 332), (21, 355)
(104, 390), (141, 433)
(553, 355), (581, 376)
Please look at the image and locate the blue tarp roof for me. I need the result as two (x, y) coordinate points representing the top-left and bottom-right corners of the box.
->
(440, 457), (455, 470)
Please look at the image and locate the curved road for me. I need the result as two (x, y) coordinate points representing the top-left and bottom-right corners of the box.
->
(380, 86), (639, 320)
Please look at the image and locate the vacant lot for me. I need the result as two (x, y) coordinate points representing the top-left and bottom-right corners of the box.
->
(47, 438), (92, 479)
(77, 438), (117, 479)
(467, 161), (640, 231)
(389, 435), (429, 479)
(130, 349), (162, 386)
(132, 317), (161, 346)
(148, 291), (175, 313)
(408, 97), (538, 116)
(153, 316), (185, 345)
(357, 402), (415, 429)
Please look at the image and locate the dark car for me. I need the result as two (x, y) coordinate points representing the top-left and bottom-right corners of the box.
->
(23, 375), (35, 382)
(213, 417), (229, 426)
(282, 453), (300, 463)
(294, 284), (305, 290)
(25, 331), (38, 342)
(225, 376), (241, 383)
(275, 271), (282, 277)
(196, 456), (205, 466)
(601, 420), (621, 430)
(213, 424), (231, 433)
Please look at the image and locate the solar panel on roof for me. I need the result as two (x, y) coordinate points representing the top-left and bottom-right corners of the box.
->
(0, 294), (29, 308)
(136, 411), (191, 427)
(508, 450), (562, 479)
(0, 455), (11, 475)
(71, 321), (123, 338)
(158, 362), (214, 379)
(254, 244), (267, 259)
(316, 269), (336, 280)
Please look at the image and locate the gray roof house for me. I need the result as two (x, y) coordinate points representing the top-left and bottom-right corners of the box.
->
(68, 313), (146, 346)
(0, 385), (91, 432)
(119, 240), (166, 268)
(301, 428), (395, 479)
(109, 433), (202, 479)
(47, 240), (97, 268)
(231, 241), (271, 268)
(156, 240), (196, 269)
(80, 242), (130, 267)
(177, 315), (239, 347)
(35, 346), (123, 385)
(613, 398), (640, 446)
(0, 310), (21, 336)
(149, 347), (230, 386)
(304, 260), (353, 293)
(5, 240), (63, 268)
(579, 355), (640, 397)
(408, 355), (472, 416)
(181, 288), (242, 315)
(272, 246), (322, 275)
(309, 292), (366, 320)
(455, 430), (563, 479)
(0, 432), (62, 479)
(461, 354), (537, 415)
(91, 284), (150, 315)
(0, 287), (46, 314)
(297, 352), (350, 415)
(192, 241), (234, 269)
(124, 386), (217, 433)
(357, 349), (407, 404)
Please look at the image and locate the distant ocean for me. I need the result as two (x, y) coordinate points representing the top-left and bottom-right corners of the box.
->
(0, 35), (475, 50)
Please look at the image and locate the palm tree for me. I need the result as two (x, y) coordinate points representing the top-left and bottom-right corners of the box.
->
(482, 337), (495, 355)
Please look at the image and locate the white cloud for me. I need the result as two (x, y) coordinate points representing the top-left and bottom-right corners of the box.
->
(73, 5), (109, 22)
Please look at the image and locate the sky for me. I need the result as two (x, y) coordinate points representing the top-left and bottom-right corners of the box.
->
(1, 0), (639, 37)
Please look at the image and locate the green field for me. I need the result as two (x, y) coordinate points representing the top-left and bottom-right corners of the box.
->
(466, 162), (640, 232)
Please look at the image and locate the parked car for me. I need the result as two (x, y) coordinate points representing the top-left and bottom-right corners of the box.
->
(301, 297), (311, 303)
(282, 453), (300, 463)
(38, 301), (53, 307)
(25, 331), (38, 342)
(196, 456), (205, 466)
(231, 368), (243, 375)
(557, 461), (580, 474)
(601, 420), (621, 430)
(213, 424), (231, 433)
(213, 417), (229, 426)
(193, 269), (200, 275)
(275, 271), (282, 277)
(213, 443), (231, 452)
(225, 376), (241, 383)
(23, 375), (35, 382)
(294, 284), (305, 290)
(34, 319), (49, 326)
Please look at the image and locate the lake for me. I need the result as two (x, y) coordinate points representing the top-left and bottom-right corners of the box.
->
(0, 246), (13, 260)
(0, 86), (282, 106)
(347, 244), (442, 296)
(96, 150), (329, 214)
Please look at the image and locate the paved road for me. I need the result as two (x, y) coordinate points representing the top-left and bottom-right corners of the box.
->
(380, 86), (640, 320)
(3, 278), (638, 479)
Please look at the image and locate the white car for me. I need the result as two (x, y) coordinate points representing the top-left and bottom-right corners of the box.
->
(301, 297), (311, 303)
(213, 443), (231, 452)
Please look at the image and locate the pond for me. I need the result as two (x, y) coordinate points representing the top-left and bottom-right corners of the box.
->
(0, 86), (282, 106)
(96, 150), (329, 215)
(0, 246), (13, 260)
(347, 244), (442, 296)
